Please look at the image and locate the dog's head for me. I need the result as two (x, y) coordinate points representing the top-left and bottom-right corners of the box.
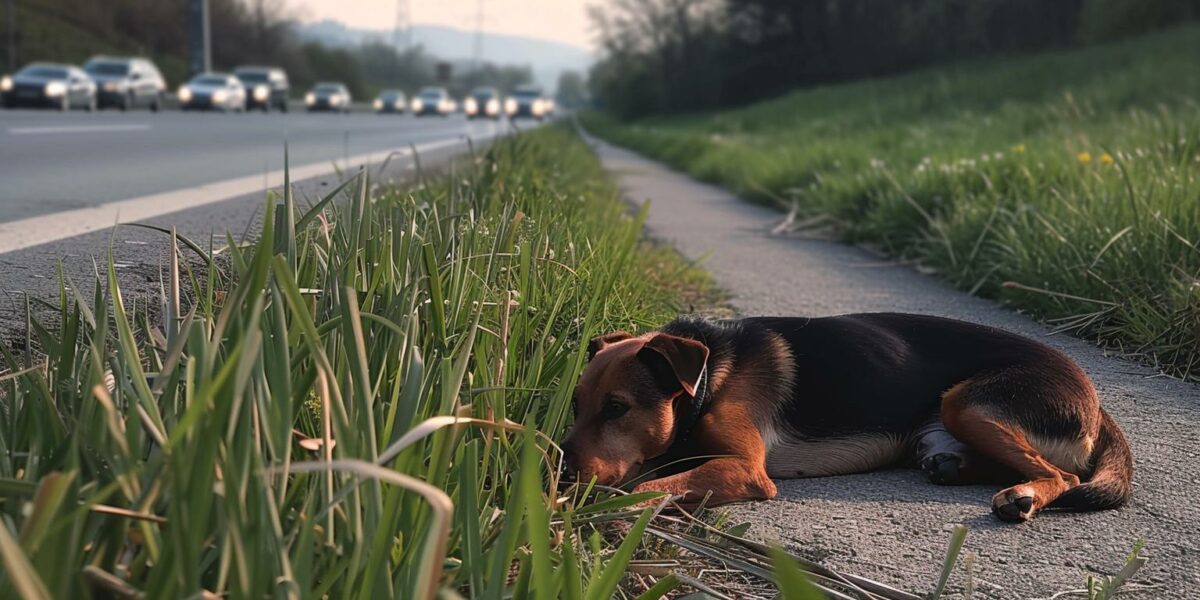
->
(560, 330), (709, 486)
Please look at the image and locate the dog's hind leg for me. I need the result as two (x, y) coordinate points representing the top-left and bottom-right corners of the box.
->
(915, 419), (1012, 485)
(941, 377), (1085, 522)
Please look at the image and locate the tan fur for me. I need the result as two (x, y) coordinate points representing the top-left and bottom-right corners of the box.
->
(763, 432), (910, 478)
(1028, 433), (1095, 475)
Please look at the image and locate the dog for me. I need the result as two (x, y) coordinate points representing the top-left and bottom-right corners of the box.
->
(561, 313), (1133, 522)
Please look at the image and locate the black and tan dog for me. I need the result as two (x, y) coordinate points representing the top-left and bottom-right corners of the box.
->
(561, 313), (1132, 522)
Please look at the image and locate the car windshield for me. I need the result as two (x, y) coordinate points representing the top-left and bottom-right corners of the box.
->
(512, 88), (541, 99)
(85, 61), (128, 76)
(315, 85), (341, 93)
(379, 90), (402, 99)
(19, 66), (68, 79)
(471, 88), (496, 98)
(418, 87), (443, 97)
(192, 76), (228, 86)
(237, 72), (268, 83)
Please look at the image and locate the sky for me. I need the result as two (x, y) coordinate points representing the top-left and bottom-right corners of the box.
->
(289, 0), (598, 50)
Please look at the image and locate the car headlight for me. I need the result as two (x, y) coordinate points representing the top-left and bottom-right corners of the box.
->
(505, 97), (518, 114)
(372, 98), (383, 110)
(0, 76), (11, 92)
(44, 81), (66, 97)
(464, 98), (478, 114)
(254, 85), (269, 101)
(411, 98), (423, 111)
(486, 98), (500, 114)
(330, 95), (342, 105)
(103, 81), (121, 92)
(393, 98), (404, 110)
(212, 89), (228, 103)
(305, 92), (315, 105)
(531, 99), (545, 116)
(178, 86), (192, 102)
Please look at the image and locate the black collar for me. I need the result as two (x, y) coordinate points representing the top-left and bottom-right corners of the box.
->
(673, 362), (710, 445)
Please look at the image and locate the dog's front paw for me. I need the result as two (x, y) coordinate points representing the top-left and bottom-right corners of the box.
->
(991, 486), (1036, 522)
(921, 451), (968, 485)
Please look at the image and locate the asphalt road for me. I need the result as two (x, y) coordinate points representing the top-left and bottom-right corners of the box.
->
(0, 106), (520, 354)
(586, 134), (1198, 598)
(0, 107), (507, 223)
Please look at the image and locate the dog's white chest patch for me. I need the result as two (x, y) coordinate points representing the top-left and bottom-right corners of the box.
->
(762, 427), (909, 478)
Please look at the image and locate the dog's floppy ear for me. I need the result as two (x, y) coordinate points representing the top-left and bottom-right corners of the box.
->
(638, 333), (709, 396)
(587, 331), (634, 359)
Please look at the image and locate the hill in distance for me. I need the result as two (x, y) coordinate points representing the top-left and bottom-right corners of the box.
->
(297, 19), (594, 88)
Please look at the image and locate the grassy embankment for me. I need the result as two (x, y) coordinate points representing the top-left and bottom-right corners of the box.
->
(0, 126), (683, 598)
(1, 125), (948, 599)
(584, 25), (1200, 380)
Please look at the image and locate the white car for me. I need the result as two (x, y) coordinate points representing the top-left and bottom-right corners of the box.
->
(178, 73), (246, 112)
(506, 85), (550, 121)
(305, 82), (352, 113)
(373, 89), (407, 114)
(411, 87), (455, 117)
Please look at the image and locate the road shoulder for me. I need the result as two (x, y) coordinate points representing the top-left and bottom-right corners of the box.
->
(0, 141), (482, 351)
(584, 134), (1198, 598)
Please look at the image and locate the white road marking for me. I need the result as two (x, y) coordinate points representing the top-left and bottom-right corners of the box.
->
(0, 131), (495, 254)
(7, 124), (152, 135)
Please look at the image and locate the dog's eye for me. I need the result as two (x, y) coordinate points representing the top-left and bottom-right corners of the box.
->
(600, 400), (630, 420)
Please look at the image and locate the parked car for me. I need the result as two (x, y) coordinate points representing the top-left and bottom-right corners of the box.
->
(235, 66), (289, 112)
(177, 73), (246, 112)
(463, 86), (502, 120)
(83, 56), (166, 111)
(0, 62), (96, 111)
(411, 86), (455, 117)
(305, 82), (351, 113)
(506, 84), (549, 121)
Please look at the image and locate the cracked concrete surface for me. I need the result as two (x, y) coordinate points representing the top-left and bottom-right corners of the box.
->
(588, 135), (1199, 599)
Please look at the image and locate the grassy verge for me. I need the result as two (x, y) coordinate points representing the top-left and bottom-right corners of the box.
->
(583, 24), (1200, 380)
(0, 126), (691, 598)
(0, 124), (1150, 599)
(1, 125), (942, 599)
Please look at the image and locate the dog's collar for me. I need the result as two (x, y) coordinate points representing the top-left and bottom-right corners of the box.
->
(674, 362), (710, 444)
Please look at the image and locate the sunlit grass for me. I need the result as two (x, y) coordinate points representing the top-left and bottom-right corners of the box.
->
(0, 126), (713, 598)
(0, 123), (1151, 599)
(583, 24), (1200, 380)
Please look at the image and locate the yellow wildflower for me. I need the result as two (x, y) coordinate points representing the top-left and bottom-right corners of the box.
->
(1100, 152), (1115, 166)
(1077, 151), (1092, 164)
(1012, 143), (1026, 154)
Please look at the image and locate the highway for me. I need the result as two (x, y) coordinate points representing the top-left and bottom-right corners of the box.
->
(0, 108), (507, 226)
(0, 106), (521, 344)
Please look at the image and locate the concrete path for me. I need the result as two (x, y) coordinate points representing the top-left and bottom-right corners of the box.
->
(586, 135), (1199, 598)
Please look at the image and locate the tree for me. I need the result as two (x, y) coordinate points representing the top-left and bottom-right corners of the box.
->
(555, 70), (587, 107)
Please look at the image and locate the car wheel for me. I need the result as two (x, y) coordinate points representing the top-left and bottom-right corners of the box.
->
(120, 93), (132, 111)
(59, 95), (70, 112)
(280, 102), (288, 113)
(151, 95), (161, 112)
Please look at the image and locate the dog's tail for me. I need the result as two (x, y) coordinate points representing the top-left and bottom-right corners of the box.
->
(1048, 408), (1132, 511)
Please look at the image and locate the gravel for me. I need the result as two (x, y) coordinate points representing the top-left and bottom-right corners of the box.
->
(587, 135), (1199, 599)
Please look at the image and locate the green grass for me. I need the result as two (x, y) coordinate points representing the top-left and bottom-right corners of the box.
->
(0, 126), (718, 599)
(583, 24), (1200, 380)
(0, 123), (1153, 599)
